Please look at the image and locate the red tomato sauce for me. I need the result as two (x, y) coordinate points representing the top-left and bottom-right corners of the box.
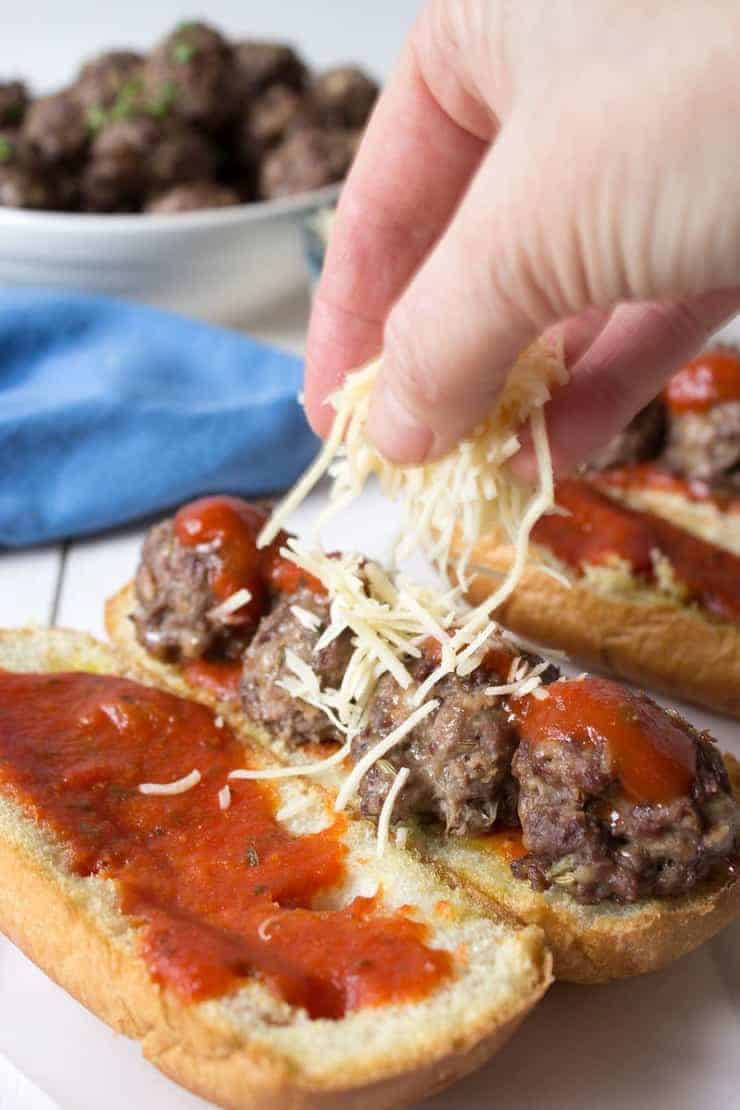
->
(532, 479), (740, 622)
(516, 676), (696, 804)
(0, 670), (452, 1018)
(598, 463), (740, 512)
(174, 496), (324, 629)
(181, 658), (243, 701)
(664, 349), (740, 412)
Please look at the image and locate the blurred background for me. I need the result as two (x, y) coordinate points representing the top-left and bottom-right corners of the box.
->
(4, 1), (416, 92)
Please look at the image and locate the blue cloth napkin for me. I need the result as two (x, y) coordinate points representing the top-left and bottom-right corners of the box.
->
(0, 289), (319, 547)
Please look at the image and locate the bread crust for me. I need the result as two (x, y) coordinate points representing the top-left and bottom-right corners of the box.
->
(461, 533), (740, 718)
(0, 626), (551, 1109)
(106, 585), (740, 985)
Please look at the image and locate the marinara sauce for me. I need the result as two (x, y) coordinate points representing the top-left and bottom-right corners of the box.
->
(597, 463), (740, 511)
(174, 495), (324, 620)
(516, 676), (696, 804)
(0, 670), (451, 1018)
(664, 349), (740, 412)
(532, 478), (740, 622)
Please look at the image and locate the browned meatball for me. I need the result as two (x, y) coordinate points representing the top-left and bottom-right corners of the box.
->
(351, 638), (535, 836)
(512, 677), (739, 904)
(312, 67), (378, 129)
(233, 41), (307, 98)
(0, 128), (22, 166)
(0, 81), (29, 127)
(81, 117), (216, 212)
(259, 126), (355, 199)
(148, 122), (216, 191)
(81, 117), (157, 211)
(142, 21), (237, 131)
(73, 50), (143, 113)
(146, 182), (239, 214)
(241, 588), (354, 746)
(244, 84), (310, 153)
(23, 92), (88, 166)
(0, 163), (56, 208)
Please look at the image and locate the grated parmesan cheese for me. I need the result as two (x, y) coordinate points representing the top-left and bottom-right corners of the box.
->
(290, 604), (323, 632)
(244, 341), (568, 809)
(376, 767), (410, 858)
(335, 700), (439, 813)
(139, 769), (201, 796)
(208, 587), (252, 623)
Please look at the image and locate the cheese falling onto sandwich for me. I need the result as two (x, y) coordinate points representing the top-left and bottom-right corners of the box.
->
(240, 342), (567, 845)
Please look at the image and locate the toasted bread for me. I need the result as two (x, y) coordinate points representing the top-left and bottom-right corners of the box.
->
(456, 530), (740, 718)
(0, 626), (551, 1110)
(107, 584), (740, 985)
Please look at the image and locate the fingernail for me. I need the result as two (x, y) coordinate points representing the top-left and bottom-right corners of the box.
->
(367, 381), (433, 464)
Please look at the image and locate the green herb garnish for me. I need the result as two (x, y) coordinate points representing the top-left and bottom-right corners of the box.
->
(172, 41), (196, 64)
(85, 105), (107, 134)
(145, 81), (177, 118)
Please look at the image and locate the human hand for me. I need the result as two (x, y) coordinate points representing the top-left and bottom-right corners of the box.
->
(304, 0), (740, 475)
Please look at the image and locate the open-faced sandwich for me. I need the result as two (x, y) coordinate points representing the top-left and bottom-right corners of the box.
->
(108, 488), (740, 984)
(461, 347), (740, 716)
(0, 626), (551, 1109)
(5, 340), (739, 1110)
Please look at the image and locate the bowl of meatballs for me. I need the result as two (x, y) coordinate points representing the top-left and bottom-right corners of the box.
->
(0, 20), (377, 323)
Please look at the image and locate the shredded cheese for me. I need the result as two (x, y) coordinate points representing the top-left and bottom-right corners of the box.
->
(250, 340), (567, 806)
(335, 700), (438, 812)
(395, 826), (409, 850)
(139, 769), (201, 796)
(258, 915), (280, 942)
(290, 604), (323, 632)
(208, 587), (252, 623)
(228, 740), (352, 781)
(258, 342), (566, 594)
(218, 784), (231, 810)
(376, 766), (410, 858)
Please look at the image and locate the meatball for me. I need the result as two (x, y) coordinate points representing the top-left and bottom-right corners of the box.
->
(311, 66), (378, 129)
(352, 640), (529, 836)
(146, 182), (239, 213)
(134, 519), (254, 661)
(589, 399), (666, 471)
(259, 126), (356, 199)
(0, 80), (29, 127)
(512, 677), (739, 903)
(148, 122), (216, 191)
(73, 50), (143, 112)
(82, 117), (216, 212)
(241, 588), (353, 746)
(0, 128), (22, 166)
(142, 21), (237, 131)
(243, 84), (310, 154)
(664, 403), (740, 488)
(81, 117), (156, 210)
(0, 163), (56, 208)
(233, 41), (307, 98)
(23, 92), (88, 166)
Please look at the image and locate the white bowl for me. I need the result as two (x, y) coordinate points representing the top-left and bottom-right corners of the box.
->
(0, 183), (340, 326)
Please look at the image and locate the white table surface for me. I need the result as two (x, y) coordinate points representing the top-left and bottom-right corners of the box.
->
(2, 4), (740, 1106)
